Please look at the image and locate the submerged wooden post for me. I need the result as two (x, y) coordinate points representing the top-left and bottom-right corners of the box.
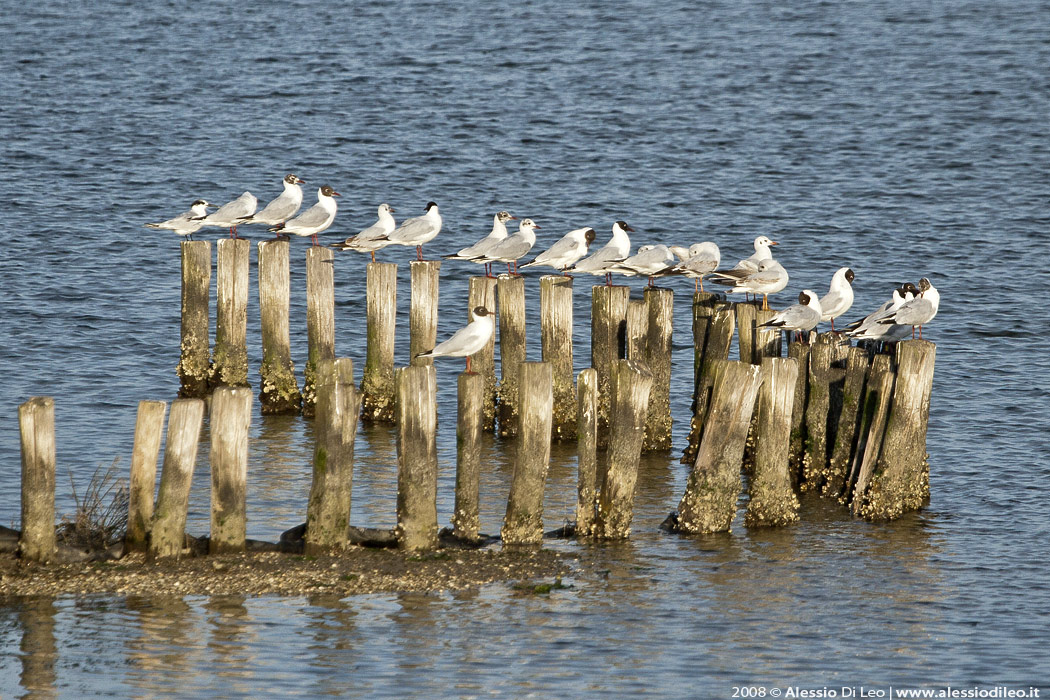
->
(824, 347), (871, 500)
(595, 360), (653, 539)
(361, 262), (397, 422)
(178, 240), (211, 398)
(681, 305), (735, 464)
(452, 372), (484, 542)
(540, 275), (576, 440)
(303, 246), (336, 417)
(212, 238), (250, 388)
(258, 240), (301, 414)
(625, 298), (649, 362)
(745, 358), (800, 527)
(674, 360), (762, 534)
(469, 276), (499, 431)
(787, 340), (811, 485)
(19, 397), (56, 562)
(848, 354), (895, 515)
(210, 387), (252, 554)
(150, 399), (205, 560)
(591, 285), (630, 448)
(643, 287), (673, 451)
(410, 260), (441, 367)
(502, 362), (553, 545)
(126, 400), (168, 553)
(395, 365), (438, 551)
(575, 368), (598, 536)
(497, 275), (527, 437)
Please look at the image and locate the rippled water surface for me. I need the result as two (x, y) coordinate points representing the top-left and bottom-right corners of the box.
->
(1, 0), (1049, 696)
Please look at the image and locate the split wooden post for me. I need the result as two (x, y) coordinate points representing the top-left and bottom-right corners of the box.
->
(745, 358), (800, 527)
(452, 372), (484, 542)
(540, 275), (576, 441)
(502, 362), (553, 545)
(625, 298), (649, 362)
(469, 276), (499, 431)
(409, 260), (441, 367)
(303, 246), (336, 417)
(361, 262), (398, 422)
(19, 397), (56, 562)
(786, 340), (811, 485)
(824, 347), (871, 500)
(595, 359), (653, 539)
(177, 240), (211, 398)
(848, 354), (896, 515)
(150, 399), (206, 560)
(735, 302), (759, 363)
(126, 400), (168, 553)
(212, 238), (250, 388)
(681, 305), (735, 465)
(395, 365), (438, 551)
(496, 275), (527, 437)
(643, 287), (674, 451)
(575, 368), (599, 536)
(591, 285), (630, 449)
(258, 240), (302, 414)
(209, 387), (252, 554)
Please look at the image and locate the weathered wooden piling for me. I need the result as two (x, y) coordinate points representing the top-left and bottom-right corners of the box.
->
(575, 368), (598, 537)
(178, 240), (211, 398)
(306, 359), (360, 554)
(452, 372), (484, 542)
(674, 360), (762, 534)
(409, 260), (441, 367)
(735, 301), (759, 363)
(126, 400), (168, 553)
(19, 397), (56, 562)
(745, 358), (800, 527)
(395, 365), (438, 551)
(754, 308), (781, 362)
(786, 340), (811, 485)
(681, 304), (735, 464)
(496, 275), (527, 437)
(625, 298), (649, 362)
(257, 240), (302, 414)
(469, 276), (499, 431)
(211, 238), (250, 388)
(361, 262), (398, 422)
(848, 354), (895, 515)
(591, 285), (630, 448)
(800, 334), (838, 492)
(209, 387), (252, 554)
(502, 362), (554, 545)
(643, 287), (674, 451)
(302, 246), (336, 417)
(824, 346), (871, 500)
(150, 399), (205, 560)
(540, 275), (576, 440)
(595, 359), (653, 539)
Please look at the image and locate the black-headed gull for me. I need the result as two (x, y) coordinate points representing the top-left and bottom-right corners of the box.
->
(568, 220), (634, 285)
(844, 283), (919, 342)
(472, 218), (539, 276)
(608, 244), (676, 287)
(877, 277), (939, 339)
(145, 199), (213, 240)
(759, 289), (823, 342)
(660, 241), (720, 292)
(520, 227), (597, 276)
(443, 211), (516, 277)
(237, 174), (305, 228)
(199, 191), (258, 239)
(819, 267), (855, 331)
(386, 201), (442, 261)
(269, 185), (339, 246)
(712, 258), (789, 310)
(414, 306), (495, 374)
(331, 203), (396, 262)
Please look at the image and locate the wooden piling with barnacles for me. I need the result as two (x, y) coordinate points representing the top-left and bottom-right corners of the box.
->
(800, 334), (838, 492)
(681, 305), (735, 465)
(469, 276), (499, 431)
(212, 238), (250, 388)
(540, 276), (576, 441)
(643, 287), (673, 451)
(19, 397), (56, 562)
(754, 308), (781, 362)
(502, 362), (554, 545)
(258, 240), (301, 414)
(395, 365), (438, 551)
(149, 398), (205, 560)
(126, 400), (167, 553)
(787, 340), (811, 485)
(591, 285), (630, 448)
(575, 368), (598, 537)
(177, 240), (211, 398)
(452, 372), (484, 542)
(848, 354), (895, 515)
(496, 275), (527, 437)
(735, 302), (759, 364)
(409, 260), (441, 367)
(361, 262), (397, 422)
(209, 387), (252, 554)
(745, 358), (800, 527)
(824, 347), (871, 500)
(302, 246), (336, 417)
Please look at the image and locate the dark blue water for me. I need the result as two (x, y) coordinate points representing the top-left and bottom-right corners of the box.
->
(2, 0), (1049, 696)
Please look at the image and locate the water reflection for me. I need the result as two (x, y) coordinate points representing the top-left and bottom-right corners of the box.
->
(18, 597), (57, 699)
(205, 595), (256, 692)
(125, 596), (199, 689)
(302, 594), (358, 697)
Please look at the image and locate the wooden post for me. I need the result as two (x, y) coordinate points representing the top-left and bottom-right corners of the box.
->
(745, 358), (800, 527)
(540, 275), (576, 441)
(410, 260), (441, 367)
(19, 397), (56, 562)
(591, 284), (630, 448)
(786, 340), (811, 485)
(212, 238), (250, 388)
(453, 372), (484, 542)
(306, 359), (359, 553)
(800, 335), (837, 492)
(362, 262), (398, 422)
(754, 308), (781, 362)
(126, 400), (167, 553)
(674, 360), (762, 534)
(502, 362), (554, 545)
(848, 354), (895, 515)
(681, 305), (735, 464)
(258, 240), (302, 414)
(209, 387), (252, 554)
(575, 368), (598, 536)
(735, 301), (758, 363)
(643, 287), (673, 451)
(150, 399), (205, 560)
(395, 365), (438, 551)
(625, 298), (649, 362)
(496, 275), (527, 437)
(469, 276), (499, 431)
(303, 246), (336, 417)
(824, 347), (871, 500)
(177, 240), (211, 398)
(595, 359), (653, 539)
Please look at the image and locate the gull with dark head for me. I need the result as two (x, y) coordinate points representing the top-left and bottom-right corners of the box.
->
(568, 220), (634, 285)
(662, 241), (721, 292)
(877, 277), (939, 339)
(711, 258), (788, 310)
(386, 201), (442, 261)
(145, 199), (213, 240)
(472, 218), (539, 276)
(414, 306), (495, 374)
(520, 227), (597, 276)
(844, 282), (919, 342)
(237, 174), (305, 228)
(759, 289), (823, 342)
(269, 185), (340, 246)
(819, 267), (855, 331)
(608, 244), (676, 287)
(443, 211), (516, 277)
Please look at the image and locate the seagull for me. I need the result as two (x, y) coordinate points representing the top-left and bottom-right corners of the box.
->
(844, 283), (919, 341)
(658, 241), (720, 292)
(711, 258), (789, 310)
(607, 244), (676, 287)
(472, 218), (540, 276)
(520, 227), (597, 276)
(331, 203), (396, 262)
(237, 174), (305, 228)
(443, 211), (516, 277)
(414, 306), (495, 374)
(877, 277), (939, 339)
(568, 220), (634, 285)
(668, 245), (692, 261)
(759, 289), (823, 343)
(386, 201), (442, 261)
(145, 199), (213, 239)
(712, 235), (778, 301)
(199, 191), (258, 239)
(819, 267), (856, 332)
(268, 185), (340, 246)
